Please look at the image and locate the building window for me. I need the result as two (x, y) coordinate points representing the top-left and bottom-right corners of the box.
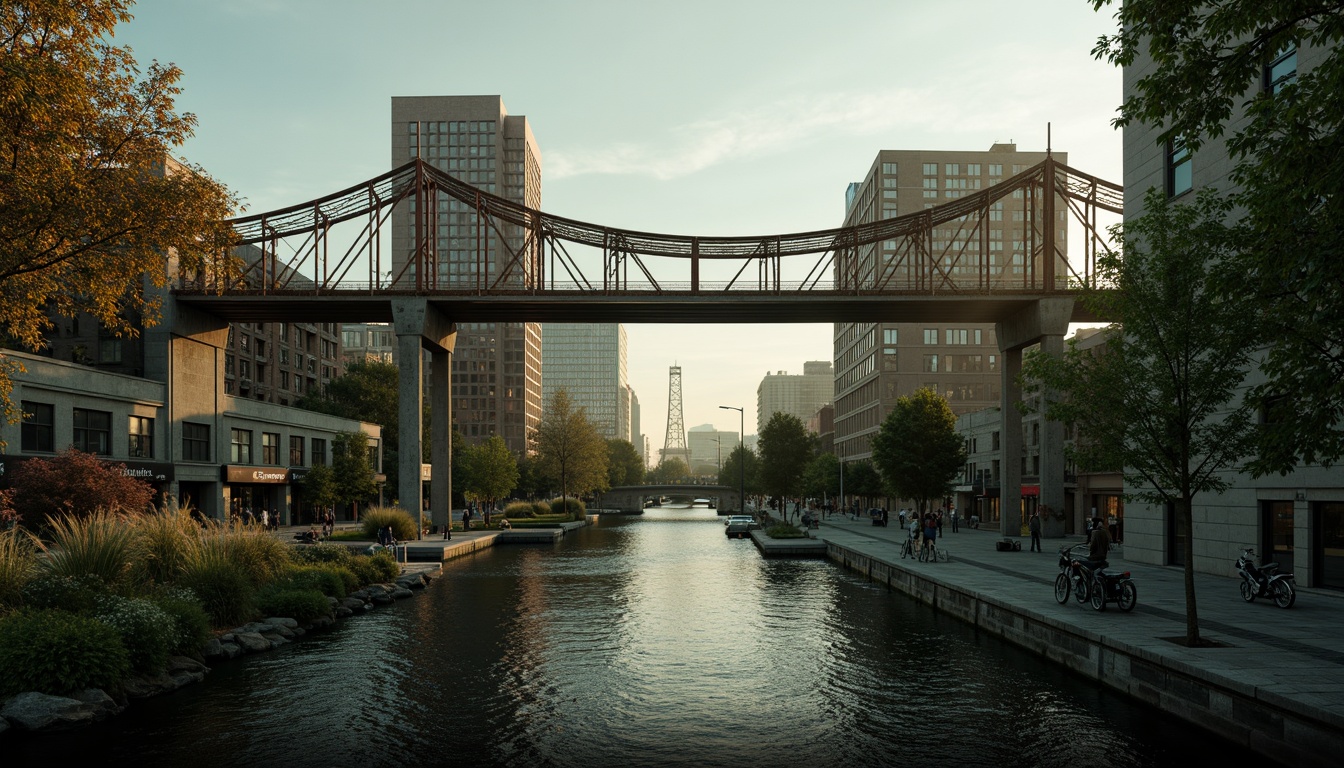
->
(231, 428), (252, 464)
(1264, 45), (1297, 95)
(183, 422), (210, 461)
(923, 329), (938, 345)
(129, 416), (153, 458)
(312, 438), (327, 466)
(262, 432), (279, 465)
(99, 336), (122, 364)
(72, 408), (111, 455)
(20, 401), (54, 452)
(923, 354), (939, 372)
(922, 163), (937, 175)
(1166, 136), (1192, 197)
(290, 435), (305, 466)
(883, 328), (898, 345)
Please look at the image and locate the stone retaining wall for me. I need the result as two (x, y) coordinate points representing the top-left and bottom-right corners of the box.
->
(827, 542), (1344, 768)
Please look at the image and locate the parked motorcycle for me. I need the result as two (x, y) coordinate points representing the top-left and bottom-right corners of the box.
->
(1053, 544), (1137, 612)
(1235, 547), (1296, 608)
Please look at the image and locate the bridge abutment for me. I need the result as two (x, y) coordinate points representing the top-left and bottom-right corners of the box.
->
(392, 298), (457, 536)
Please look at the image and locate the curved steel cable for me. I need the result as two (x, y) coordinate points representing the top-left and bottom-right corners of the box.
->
(228, 157), (1121, 259)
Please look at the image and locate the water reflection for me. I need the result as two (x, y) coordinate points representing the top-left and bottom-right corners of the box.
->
(6, 505), (1270, 768)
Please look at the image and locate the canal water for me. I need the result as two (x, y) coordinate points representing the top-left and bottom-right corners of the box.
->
(10, 506), (1260, 767)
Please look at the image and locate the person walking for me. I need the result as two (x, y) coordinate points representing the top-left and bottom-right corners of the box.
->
(1029, 511), (1042, 552)
(922, 511), (938, 560)
(951, 507), (959, 533)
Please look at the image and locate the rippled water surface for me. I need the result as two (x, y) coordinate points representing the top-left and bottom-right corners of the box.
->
(10, 507), (1261, 767)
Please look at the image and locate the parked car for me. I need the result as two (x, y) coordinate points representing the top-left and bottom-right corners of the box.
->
(726, 520), (755, 538)
(724, 515), (755, 526)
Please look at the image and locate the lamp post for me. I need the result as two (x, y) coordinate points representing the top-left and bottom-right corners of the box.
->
(719, 405), (744, 514)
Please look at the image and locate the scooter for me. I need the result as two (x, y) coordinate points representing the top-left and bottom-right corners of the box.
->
(1235, 547), (1296, 608)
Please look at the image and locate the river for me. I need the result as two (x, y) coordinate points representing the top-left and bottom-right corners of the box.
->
(7, 505), (1264, 767)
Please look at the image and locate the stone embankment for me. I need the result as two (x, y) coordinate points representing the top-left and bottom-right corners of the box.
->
(0, 567), (438, 735)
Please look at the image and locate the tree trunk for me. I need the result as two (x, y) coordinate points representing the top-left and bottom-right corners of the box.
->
(1179, 496), (1201, 645)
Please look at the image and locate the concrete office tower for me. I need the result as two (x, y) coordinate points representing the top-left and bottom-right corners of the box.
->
(628, 385), (641, 452)
(390, 95), (543, 454)
(757, 360), (834, 429)
(832, 144), (1066, 461)
(687, 424), (741, 477)
(340, 323), (396, 369)
(541, 323), (629, 441)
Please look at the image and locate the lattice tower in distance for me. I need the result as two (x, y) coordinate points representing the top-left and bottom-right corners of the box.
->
(661, 365), (692, 468)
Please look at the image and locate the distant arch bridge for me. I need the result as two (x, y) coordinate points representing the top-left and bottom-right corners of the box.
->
(603, 485), (741, 514)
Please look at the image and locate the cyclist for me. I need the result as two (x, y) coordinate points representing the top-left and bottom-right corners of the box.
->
(922, 511), (938, 560)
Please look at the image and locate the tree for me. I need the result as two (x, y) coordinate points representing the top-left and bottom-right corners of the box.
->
(532, 389), (607, 509)
(1021, 187), (1259, 647)
(460, 435), (518, 509)
(756, 412), (812, 522)
(845, 460), (886, 508)
(801, 452), (840, 503)
(647, 456), (690, 484)
(297, 361), (417, 498)
(332, 431), (378, 517)
(871, 388), (965, 516)
(605, 439), (644, 486)
(0, 1), (237, 409)
(717, 445), (761, 496)
(9, 449), (154, 527)
(299, 462), (338, 516)
(1092, 0), (1344, 471)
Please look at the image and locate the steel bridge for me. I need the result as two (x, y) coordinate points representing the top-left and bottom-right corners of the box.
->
(173, 154), (1121, 324)
(166, 154), (1122, 538)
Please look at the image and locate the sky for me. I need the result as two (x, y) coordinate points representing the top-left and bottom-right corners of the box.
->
(114, 0), (1125, 456)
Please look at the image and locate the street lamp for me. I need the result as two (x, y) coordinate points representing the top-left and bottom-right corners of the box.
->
(719, 405), (744, 514)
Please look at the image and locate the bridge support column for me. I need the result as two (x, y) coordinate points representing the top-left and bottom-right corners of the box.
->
(996, 298), (1073, 540)
(392, 299), (456, 538)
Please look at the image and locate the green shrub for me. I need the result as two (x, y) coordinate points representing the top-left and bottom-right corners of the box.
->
(148, 588), (212, 655)
(221, 527), (291, 585)
(93, 594), (175, 674)
(132, 508), (198, 585)
(503, 501), (536, 519)
(766, 523), (805, 539)
(0, 609), (131, 697)
(346, 555), (378, 585)
(20, 572), (107, 613)
(359, 506), (419, 541)
(0, 528), (35, 610)
(531, 501), (550, 517)
(178, 556), (256, 628)
(287, 565), (351, 598)
(549, 497), (586, 521)
(289, 543), (354, 568)
(367, 551), (399, 582)
(255, 585), (330, 623)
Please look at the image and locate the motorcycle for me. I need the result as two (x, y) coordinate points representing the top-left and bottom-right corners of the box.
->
(1235, 547), (1296, 608)
(1054, 544), (1137, 612)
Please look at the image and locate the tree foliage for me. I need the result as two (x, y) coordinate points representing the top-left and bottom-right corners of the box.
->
(1021, 187), (1260, 645)
(8, 448), (154, 527)
(605, 439), (644, 486)
(646, 456), (690, 484)
(801, 452), (840, 500)
(532, 389), (607, 504)
(717, 444), (760, 495)
(756, 412), (812, 516)
(0, 0), (237, 400)
(299, 462), (338, 511)
(332, 431), (378, 511)
(871, 388), (965, 514)
(844, 460), (886, 503)
(460, 435), (518, 506)
(1092, 0), (1344, 470)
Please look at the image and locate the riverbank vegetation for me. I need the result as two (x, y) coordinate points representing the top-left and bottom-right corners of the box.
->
(0, 509), (398, 699)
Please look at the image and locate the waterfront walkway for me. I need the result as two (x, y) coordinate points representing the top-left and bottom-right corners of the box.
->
(810, 512), (1344, 765)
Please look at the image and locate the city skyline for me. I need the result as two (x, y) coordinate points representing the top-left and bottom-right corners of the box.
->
(114, 0), (1123, 451)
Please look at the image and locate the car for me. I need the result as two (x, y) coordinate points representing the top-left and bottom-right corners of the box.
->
(724, 514), (754, 526)
(726, 520), (755, 538)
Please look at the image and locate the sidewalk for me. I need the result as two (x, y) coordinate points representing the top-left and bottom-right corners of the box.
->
(811, 512), (1344, 766)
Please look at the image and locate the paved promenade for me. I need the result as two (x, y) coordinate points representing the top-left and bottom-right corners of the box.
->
(810, 512), (1344, 765)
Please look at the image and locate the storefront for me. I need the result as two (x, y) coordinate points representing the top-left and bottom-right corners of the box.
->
(223, 465), (292, 525)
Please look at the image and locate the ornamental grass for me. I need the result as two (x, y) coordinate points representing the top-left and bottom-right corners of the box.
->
(0, 527), (35, 610)
(34, 510), (138, 589)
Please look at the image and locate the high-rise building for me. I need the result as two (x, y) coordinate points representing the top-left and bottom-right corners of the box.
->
(687, 424), (741, 477)
(757, 361), (833, 429)
(541, 323), (629, 441)
(390, 96), (543, 454)
(832, 144), (1065, 461)
(339, 323), (396, 369)
(628, 385), (641, 452)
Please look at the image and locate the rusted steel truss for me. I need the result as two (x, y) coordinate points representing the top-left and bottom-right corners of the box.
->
(192, 156), (1121, 297)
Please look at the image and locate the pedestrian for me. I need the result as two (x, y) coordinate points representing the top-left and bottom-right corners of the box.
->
(260, 508), (269, 530)
(951, 507), (960, 533)
(443, 506), (452, 540)
(1029, 511), (1042, 552)
(898, 508), (907, 528)
(462, 507), (471, 532)
(936, 509), (944, 538)
(923, 512), (938, 560)
(881, 508), (889, 527)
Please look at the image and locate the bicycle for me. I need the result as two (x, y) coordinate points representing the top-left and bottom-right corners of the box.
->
(919, 543), (949, 563)
(900, 537), (918, 559)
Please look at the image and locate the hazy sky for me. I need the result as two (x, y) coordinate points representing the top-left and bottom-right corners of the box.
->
(115, 0), (1124, 454)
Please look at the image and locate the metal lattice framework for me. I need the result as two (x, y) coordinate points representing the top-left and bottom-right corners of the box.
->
(179, 155), (1121, 299)
(664, 365), (687, 453)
